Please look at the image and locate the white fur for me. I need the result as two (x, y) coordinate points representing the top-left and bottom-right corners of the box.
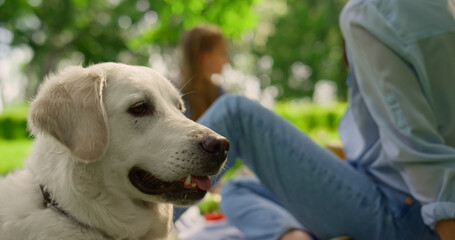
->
(0, 63), (226, 240)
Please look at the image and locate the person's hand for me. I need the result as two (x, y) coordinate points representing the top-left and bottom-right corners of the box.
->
(436, 219), (455, 240)
(279, 229), (313, 240)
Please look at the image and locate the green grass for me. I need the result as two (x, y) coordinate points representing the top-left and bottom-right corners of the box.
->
(0, 139), (33, 175)
(0, 101), (347, 176)
(274, 101), (346, 146)
(1, 104), (30, 119)
(0, 103), (30, 140)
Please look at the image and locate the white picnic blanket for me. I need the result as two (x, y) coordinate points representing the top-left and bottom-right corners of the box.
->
(175, 206), (246, 240)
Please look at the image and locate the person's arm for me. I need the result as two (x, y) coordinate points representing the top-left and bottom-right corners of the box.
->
(279, 229), (313, 240)
(340, 18), (455, 235)
(436, 220), (455, 240)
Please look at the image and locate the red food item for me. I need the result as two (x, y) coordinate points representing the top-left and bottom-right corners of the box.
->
(204, 212), (226, 221)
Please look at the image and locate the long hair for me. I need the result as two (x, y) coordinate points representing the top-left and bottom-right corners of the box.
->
(179, 24), (226, 120)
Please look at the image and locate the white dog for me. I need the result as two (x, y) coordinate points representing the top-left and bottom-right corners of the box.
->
(0, 63), (229, 240)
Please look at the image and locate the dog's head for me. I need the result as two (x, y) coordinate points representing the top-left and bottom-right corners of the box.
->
(28, 62), (229, 206)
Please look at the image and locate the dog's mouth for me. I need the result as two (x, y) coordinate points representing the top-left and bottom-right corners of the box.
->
(128, 167), (211, 201)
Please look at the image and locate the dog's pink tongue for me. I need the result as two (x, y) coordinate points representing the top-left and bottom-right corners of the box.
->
(193, 176), (211, 191)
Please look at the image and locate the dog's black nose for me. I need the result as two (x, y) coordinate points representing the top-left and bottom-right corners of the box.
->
(201, 135), (230, 156)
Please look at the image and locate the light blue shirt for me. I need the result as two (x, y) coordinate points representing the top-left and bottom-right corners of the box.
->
(338, 0), (455, 228)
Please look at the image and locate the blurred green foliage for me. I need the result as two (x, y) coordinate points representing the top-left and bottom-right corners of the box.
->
(0, 105), (32, 175)
(0, 104), (30, 140)
(131, 0), (258, 47)
(0, 0), (258, 98)
(1, 0), (348, 101)
(257, 0), (348, 101)
(274, 101), (346, 144)
(0, 139), (32, 175)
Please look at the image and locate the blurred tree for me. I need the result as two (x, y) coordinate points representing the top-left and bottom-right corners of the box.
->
(254, 0), (348, 101)
(0, 0), (258, 98)
(0, 0), (347, 101)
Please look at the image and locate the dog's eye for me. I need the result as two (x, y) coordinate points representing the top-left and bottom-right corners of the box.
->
(128, 102), (150, 116)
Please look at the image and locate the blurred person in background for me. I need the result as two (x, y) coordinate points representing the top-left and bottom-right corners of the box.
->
(179, 24), (229, 121)
(175, 0), (455, 239)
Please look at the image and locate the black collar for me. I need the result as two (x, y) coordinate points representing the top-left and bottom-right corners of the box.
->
(40, 184), (70, 216)
(39, 185), (115, 239)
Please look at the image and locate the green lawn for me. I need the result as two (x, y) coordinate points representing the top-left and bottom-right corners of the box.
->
(0, 139), (33, 175)
(0, 101), (346, 176)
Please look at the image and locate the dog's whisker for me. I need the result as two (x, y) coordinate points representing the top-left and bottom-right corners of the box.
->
(178, 74), (197, 93)
(180, 91), (198, 98)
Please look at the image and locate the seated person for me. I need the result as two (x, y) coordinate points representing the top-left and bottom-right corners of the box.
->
(179, 24), (229, 121)
(176, 0), (455, 239)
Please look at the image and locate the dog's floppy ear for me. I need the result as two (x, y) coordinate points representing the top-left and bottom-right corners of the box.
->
(28, 66), (109, 162)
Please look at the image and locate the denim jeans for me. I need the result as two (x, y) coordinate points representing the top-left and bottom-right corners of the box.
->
(176, 94), (440, 240)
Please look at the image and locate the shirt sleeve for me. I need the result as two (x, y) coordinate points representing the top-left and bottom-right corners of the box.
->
(340, 15), (455, 228)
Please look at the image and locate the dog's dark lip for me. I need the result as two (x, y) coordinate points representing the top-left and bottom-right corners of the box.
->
(128, 167), (208, 200)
